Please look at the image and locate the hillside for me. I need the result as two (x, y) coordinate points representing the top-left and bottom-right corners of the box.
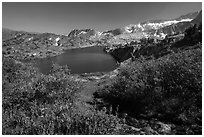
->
(105, 10), (202, 62)
(2, 10), (201, 61)
(2, 8), (202, 135)
(2, 29), (73, 59)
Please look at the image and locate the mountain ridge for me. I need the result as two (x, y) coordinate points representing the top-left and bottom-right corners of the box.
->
(2, 10), (202, 60)
(66, 10), (200, 46)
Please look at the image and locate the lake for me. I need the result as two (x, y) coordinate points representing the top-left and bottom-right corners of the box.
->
(34, 46), (118, 74)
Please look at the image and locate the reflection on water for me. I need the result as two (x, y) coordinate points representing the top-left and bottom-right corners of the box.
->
(34, 46), (118, 74)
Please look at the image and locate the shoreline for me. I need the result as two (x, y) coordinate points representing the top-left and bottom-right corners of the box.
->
(11, 44), (106, 61)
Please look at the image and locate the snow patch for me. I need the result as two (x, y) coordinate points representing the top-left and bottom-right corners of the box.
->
(146, 18), (193, 29)
(138, 23), (144, 31)
(78, 31), (87, 35)
(28, 37), (33, 41)
(160, 32), (167, 39)
(124, 25), (133, 33)
(54, 37), (60, 46)
(179, 18), (193, 22)
(125, 24), (138, 33)
(55, 37), (60, 42)
(97, 31), (102, 36)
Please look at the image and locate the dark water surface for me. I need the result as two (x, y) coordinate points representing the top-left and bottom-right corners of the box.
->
(34, 46), (118, 74)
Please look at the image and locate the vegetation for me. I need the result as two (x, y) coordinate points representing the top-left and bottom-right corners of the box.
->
(2, 23), (202, 135)
(95, 48), (202, 134)
(2, 57), (129, 135)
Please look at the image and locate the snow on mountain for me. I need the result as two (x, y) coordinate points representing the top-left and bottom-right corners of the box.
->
(26, 37), (33, 41)
(55, 37), (60, 42)
(122, 11), (199, 40)
(142, 18), (193, 30)
(54, 37), (60, 46)
(138, 24), (145, 31)
(78, 31), (87, 35)
(160, 32), (167, 39)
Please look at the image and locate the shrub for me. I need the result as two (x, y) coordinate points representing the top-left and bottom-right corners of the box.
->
(95, 48), (202, 127)
(2, 57), (127, 135)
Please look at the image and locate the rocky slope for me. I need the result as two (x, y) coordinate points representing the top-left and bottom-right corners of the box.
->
(2, 10), (201, 61)
(2, 29), (74, 59)
(68, 29), (102, 47)
(105, 10), (202, 62)
(67, 11), (199, 47)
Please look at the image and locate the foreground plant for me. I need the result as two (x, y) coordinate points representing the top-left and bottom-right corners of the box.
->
(95, 48), (202, 134)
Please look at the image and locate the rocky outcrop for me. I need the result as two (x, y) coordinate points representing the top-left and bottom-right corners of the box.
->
(102, 28), (126, 36)
(68, 29), (100, 47)
(156, 22), (192, 36)
(108, 23), (201, 63)
(106, 10), (201, 63)
(109, 46), (134, 62)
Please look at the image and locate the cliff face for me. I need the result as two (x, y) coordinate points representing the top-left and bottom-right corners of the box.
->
(109, 46), (134, 62)
(156, 22), (192, 36)
(106, 10), (201, 63)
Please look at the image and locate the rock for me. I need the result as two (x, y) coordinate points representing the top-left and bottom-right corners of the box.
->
(130, 126), (140, 132)
(156, 121), (172, 134)
(143, 126), (159, 135)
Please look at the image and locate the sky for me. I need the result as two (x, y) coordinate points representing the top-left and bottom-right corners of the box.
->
(2, 2), (202, 35)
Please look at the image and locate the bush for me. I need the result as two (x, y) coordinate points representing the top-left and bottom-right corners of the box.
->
(2, 57), (78, 134)
(95, 48), (202, 127)
(2, 57), (127, 135)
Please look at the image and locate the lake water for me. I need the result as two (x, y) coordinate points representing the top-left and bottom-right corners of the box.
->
(34, 46), (118, 74)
